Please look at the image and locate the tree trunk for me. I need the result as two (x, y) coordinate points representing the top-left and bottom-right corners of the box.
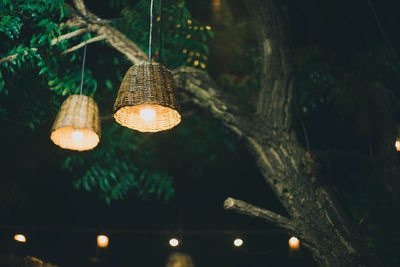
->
(66, 0), (382, 266)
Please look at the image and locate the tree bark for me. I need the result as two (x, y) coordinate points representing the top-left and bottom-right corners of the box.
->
(64, 0), (382, 266)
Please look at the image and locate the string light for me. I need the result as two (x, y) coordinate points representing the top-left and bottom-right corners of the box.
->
(233, 238), (243, 247)
(9, 229), (302, 252)
(14, 234), (26, 243)
(97, 235), (109, 248)
(289, 236), (300, 250)
(169, 238), (179, 247)
(395, 140), (400, 151)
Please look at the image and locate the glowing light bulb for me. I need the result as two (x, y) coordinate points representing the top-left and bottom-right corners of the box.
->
(97, 235), (109, 248)
(289, 236), (300, 250)
(71, 129), (83, 142)
(233, 238), (243, 247)
(169, 238), (179, 247)
(140, 108), (156, 122)
(14, 234), (26, 243)
(395, 141), (400, 151)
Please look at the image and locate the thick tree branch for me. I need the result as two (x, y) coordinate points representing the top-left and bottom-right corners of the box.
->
(245, 0), (294, 129)
(224, 197), (295, 232)
(172, 66), (243, 133)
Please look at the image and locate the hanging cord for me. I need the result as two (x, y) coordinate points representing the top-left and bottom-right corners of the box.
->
(301, 120), (310, 152)
(148, 0), (154, 62)
(79, 6), (89, 95)
(367, 0), (397, 57)
(158, 0), (163, 64)
(79, 29), (89, 95)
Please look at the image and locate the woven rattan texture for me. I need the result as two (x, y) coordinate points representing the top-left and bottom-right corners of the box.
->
(51, 94), (100, 151)
(113, 62), (181, 132)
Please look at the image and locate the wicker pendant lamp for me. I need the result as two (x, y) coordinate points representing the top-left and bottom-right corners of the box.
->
(50, 30), (101, 151)
(51, 94), (100, 151)
(113, 0), (181, 132)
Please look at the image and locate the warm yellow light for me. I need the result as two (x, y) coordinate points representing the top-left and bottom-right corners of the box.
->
(97, 235), (109, 248)
(140, 107), (156, 122)
(289, 236), (300, 250)
(169, 238), (179, 247)
(187, 19), (192, 25)
(14, 234), (26, 243)
(233, 238), (243, 247)
(395, 140), (400, 151)
(71, 129), (83, 142)
(206, 25), (211, 30)
(200, 63), (206, 69)
(194, 60), (199, 66)
(182, 49), (187, 54)
(186, 34), (191, 39)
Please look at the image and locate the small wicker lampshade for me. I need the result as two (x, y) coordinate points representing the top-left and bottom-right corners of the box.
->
(165, 253), (195, 267)
(113, 62), (181, 132)
(51, 94), (101, 151)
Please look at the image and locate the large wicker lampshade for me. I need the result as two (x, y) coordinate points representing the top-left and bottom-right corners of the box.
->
(113, 62), (181, 132)
(51, 94), (100, 151)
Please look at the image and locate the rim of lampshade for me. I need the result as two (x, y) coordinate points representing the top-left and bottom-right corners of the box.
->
(113, 104), (181, 132)
(50, 126), (100, 151)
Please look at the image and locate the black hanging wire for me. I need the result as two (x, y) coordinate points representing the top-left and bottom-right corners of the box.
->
(367, 0), (397, 58)
(79, 30), (88, 95)
(79, 8), (89, 95)
(158, 0), (164, 64)
(149, 0), (154, 62)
